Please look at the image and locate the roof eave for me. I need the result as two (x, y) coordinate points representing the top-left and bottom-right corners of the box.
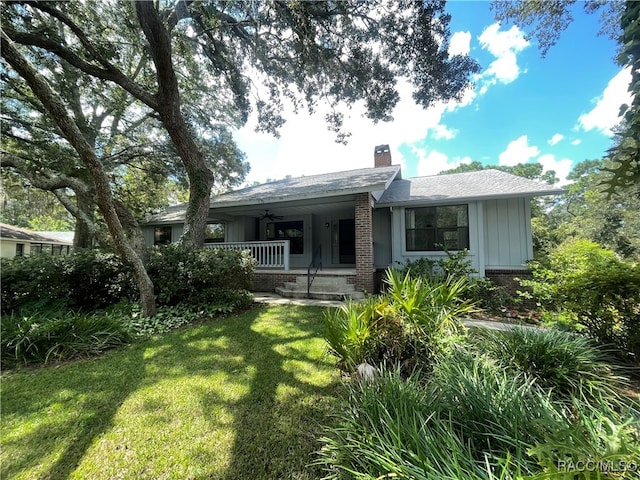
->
(376, 189), (566, 208)
(210, 182), (391, 209)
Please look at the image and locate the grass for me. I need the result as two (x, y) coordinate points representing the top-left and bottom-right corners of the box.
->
(1, 304), (340, 480)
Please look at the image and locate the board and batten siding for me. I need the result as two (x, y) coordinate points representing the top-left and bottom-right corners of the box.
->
(388, 202), (484, 276)
(372, 208), (392, 269)
(483, 197), (533, 270)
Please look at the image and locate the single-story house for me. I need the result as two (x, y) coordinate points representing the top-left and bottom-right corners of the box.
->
(143, 145), (564, 298)
(0, 223), (73, 258)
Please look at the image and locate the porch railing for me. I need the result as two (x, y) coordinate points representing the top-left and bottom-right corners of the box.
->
(204, 240), (290, 270)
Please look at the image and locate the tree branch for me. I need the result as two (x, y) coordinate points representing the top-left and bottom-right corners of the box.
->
(0, 151), (90, 193)
(4, 26), (159, 109)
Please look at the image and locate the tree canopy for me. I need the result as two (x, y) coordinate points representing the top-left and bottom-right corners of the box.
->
(2, 0), (480, 246)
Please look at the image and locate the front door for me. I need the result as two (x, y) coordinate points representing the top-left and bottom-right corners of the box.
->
(338, 219), (355, 264)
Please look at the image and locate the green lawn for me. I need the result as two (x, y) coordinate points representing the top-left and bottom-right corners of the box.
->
(1, 304), (340, 480)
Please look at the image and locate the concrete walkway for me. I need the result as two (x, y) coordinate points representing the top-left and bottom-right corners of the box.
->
(253, 293), (537, 331)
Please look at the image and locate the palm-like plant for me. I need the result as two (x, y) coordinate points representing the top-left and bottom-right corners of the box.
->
(384, 268), (478, 339)
(323, 297), (391, 370)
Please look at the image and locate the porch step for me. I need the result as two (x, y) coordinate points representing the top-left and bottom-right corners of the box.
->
(275, 275), (365, 301)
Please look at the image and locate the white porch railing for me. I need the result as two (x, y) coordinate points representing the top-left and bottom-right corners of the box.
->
(204, 240), (290, 270)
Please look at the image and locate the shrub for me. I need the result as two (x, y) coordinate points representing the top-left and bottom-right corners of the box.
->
(397, 250), (515, 312)
(1, 250), (135, 314)
(522, 240), (640, 362)
(2, 246), (256, 314)
(63, 249), (136, 309)
(1, 254), (69, 314)
(1, 311), (133, 367)
(146, 244), (256, 307)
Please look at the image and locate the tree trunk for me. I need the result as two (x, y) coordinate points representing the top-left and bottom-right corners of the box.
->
(73, 192), (95, 248)
(134, 1), (214, 247)
(114, 199), (148, 263)
(1, 30), (157, 317)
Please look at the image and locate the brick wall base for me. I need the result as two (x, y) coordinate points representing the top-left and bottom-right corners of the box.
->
(485, 269), (534, 308)
(252, 272), (357, 292)
(252, 272), (299, 292)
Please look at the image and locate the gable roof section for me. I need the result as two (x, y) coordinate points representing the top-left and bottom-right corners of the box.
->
(377, 169), (566, 206)
(210, 164), (401, 208)
(0, 223), (73, 244)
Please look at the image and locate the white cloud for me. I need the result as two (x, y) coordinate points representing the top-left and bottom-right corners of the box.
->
(499, 135), (540, 167)
(431, 124), (457, 140)
(449, 31), (471, 56)
(577, 67), (633, 135)
(415, 148), (471, 176)
(234, 76), (477, 184)
(571, 139), (582, 146)
(477, 24), (530, 87)
(547, 133), (564, 146)
(537, 154), (573, 186)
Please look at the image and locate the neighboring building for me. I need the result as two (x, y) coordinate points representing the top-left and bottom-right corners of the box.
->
(0, 223), (73, 258)
(143, 145), (565, 297)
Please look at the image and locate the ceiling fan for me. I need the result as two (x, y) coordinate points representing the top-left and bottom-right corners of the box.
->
(258, 209), (284, 221)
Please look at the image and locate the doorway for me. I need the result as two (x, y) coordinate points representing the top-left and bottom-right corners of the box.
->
(338, 219), (355, 264)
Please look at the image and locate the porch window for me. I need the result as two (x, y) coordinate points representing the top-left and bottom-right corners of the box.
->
(15, 243), (24, 257)
(267, 221), (303, 254)
(154, 226), (172, 245)
(205, 223), (225, 243)
(405, 205), (469, 251)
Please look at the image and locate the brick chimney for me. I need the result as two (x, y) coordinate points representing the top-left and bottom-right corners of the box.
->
(374, 144), (391, 167)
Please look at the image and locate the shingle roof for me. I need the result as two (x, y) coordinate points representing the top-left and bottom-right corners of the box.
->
(0, 223), (73, 244)
(144, 204), (188, 224)
(377, 169), (566, 206)
(209, 164), (401, 208)
(144, 165), (401, 224)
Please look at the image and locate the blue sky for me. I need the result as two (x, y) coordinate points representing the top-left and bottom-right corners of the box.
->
(234, 1), (631, 186)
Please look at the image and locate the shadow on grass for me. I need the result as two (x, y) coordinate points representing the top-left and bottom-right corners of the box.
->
(1, 346), (146, 480)
(213, 304), (340, 480)
(1, 303), (340, 479)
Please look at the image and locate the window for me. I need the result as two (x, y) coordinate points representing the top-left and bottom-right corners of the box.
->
(267, 221), (304, 254)
(31, 243), (42, 254)
(15, 243), (24, 257)
(205, 223), (225, 243)
(405, 205), (469, 251)
(154, 226), (172, 245)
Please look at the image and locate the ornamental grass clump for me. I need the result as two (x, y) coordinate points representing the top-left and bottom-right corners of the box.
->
(316, 352), (640, 480)
(470, 327), (631, 409)
(316, 363), (538, 479)
(1, 311), (133, 367)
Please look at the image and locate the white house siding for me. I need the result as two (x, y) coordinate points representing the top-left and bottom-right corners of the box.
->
(372, 208), (392, 269)
(483, 198), (533, 270)
(389, 202), (482, 275)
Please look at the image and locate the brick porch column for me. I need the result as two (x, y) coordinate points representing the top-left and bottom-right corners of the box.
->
(355, 192), (374, 293)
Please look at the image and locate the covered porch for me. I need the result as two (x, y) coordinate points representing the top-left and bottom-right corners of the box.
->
(206, 192), (382, 293)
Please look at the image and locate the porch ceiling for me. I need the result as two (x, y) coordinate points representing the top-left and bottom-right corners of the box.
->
(208, 195), (356, 221)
